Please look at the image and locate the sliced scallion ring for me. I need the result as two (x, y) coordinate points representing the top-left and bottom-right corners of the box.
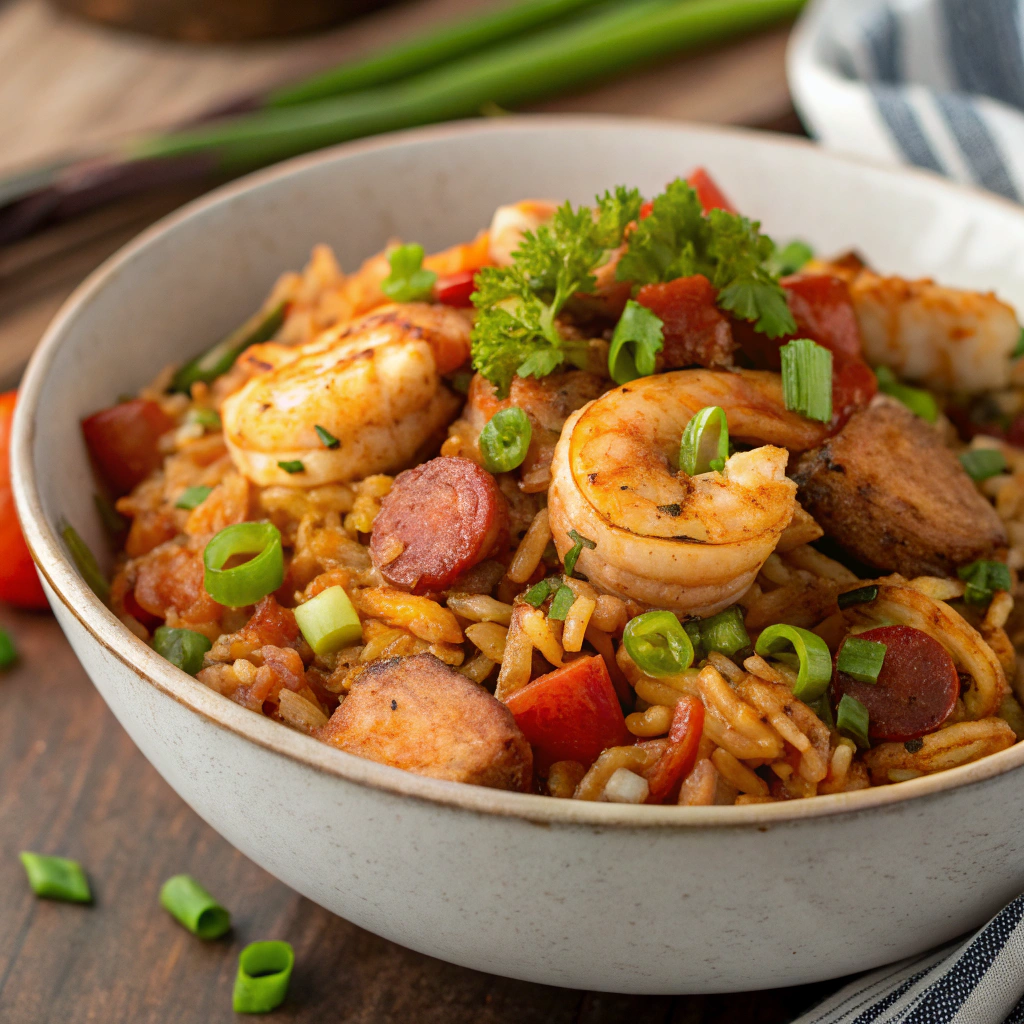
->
(696, 606), (749, 656)
(780, 338), (833, 423)
(754, 623), (832, 702)
(836, 693), (871, 748)
(294, 586), (362, 656)
(153, 626), (212, 676)
(479, 407), (532, 473)
(838, 585), (878, 610)
(203, 522), (284, 607)
(160, 875), (231, 939)
(20, 852), (91, 903)
(175, 485), (212, 511)
(836, 636), (887, 685)
(874, 366), (939, 423)
(623, 610), (694, 677)
(233, 941), (294, 1014)
(679, 405), (729, 476)
(958, 559), (1012, 606)
(959, 448), (1007, 482)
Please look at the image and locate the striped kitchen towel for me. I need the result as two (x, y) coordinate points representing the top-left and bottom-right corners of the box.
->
(791, 895), (1024, 1023)
(788, 0), (1024, 201)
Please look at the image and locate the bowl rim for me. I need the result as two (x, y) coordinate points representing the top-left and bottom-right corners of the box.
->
(14, 113), (1024, 830)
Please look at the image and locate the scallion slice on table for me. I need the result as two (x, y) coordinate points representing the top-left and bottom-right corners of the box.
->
(233, 941), (295, 1014)
(562, 528), (595, 578)
(623, 610), (695, 677)
(695, 607), (749, 657)
(19, 852), (92, 903)
(958, 559), (1012, 607)
(873, 366), (938, 423)
(607, 300), (664, 385)
(294, 586), (362, 656)
(61, 521), (109, 600)
(203, 522), (284, 607)
(836, 693), (871, 749)
(548, 585), (576, 621)
(959, 448), (1007, 482)
(175, 485), (213, 511)
(171, 301), (287, 394)
(838, 585), (879, 610)
(315, 425), (340, 449)
(479, 407), (532, 473)
(152, 626), (212, 676)
(836, 637), (887, 685)
(754, 623), (832, 702)
(780, 338), (833, 423)
(0, 628), (17, 669)
(679, 405), (729, 475)
(160, 875), (231, 939)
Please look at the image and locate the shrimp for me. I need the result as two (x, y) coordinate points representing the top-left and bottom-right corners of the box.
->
(488, 200), (557, 266)
(221, 304), (472, 488)
(817, 261), (1019, 393)
(547, 369), (829, 617)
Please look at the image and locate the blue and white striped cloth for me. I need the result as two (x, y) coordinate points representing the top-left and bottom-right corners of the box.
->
(787, 10), (1024, 1016)
(788, 0), (1024, 201)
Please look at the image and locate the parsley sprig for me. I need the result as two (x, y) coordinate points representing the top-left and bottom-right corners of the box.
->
(471, 187), (642, 396)
(618, 179), (797, 338)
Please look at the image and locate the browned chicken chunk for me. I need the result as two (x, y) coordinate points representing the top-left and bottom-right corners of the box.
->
(793, 397), (1007, 578)
(319, 653), (533, 791)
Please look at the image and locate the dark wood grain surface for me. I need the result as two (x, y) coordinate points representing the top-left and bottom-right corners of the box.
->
(0, 2), (836, 1020)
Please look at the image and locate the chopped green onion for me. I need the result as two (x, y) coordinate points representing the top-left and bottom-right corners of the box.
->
(623, 610), (695, 677)
(697, 606), (750, 656)
(314, 424), (340, 449)
(780, 338), (833, 423)
(874, 366), (938, 424)
(838, 585), (879, 610)
(294, 586), (362, 656)
(61, 521), (109, 599)
(607, 299), (664, 384)
(958, 559), (1012, 607)
(768, 239), (814, 276)
(563, 528), (595, 578)
(381, 243), (437, 303)
(959, 448), (1007, 482)
(175, 485), (213, 510)
(754, 623), (833, 702)
(171, 302), (286, 393)
(0, 628), (16, 669)
(233, 941), (294, 1014)
(808, 695), (834, 728)
(479, 407), (532, 473)
(1013, 327), (1024, 359)
(188, 407), (222, 431)
(679, 406), (729, 475)
(523, 578), (555, 607)
(836, 693), (870, 748)
(449, 371), (473, 395)
(683, 620), (703, 656)
(836, 636), (887, 684)
(153, 626), (212, 676)
(203, 522), (284, 607)
(548, 585), (576, 621)
(160, 875), (231, 939)
(277, 460), (305, 474)
(94, 492), (127, 536)
(19, 852), (91, 903)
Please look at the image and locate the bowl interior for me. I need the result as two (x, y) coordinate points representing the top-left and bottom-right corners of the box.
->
(16, 116), (1024, 823)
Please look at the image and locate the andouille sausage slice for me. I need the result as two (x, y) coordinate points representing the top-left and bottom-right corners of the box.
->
(831, 625), (959, 742)
(370, 456), (508, 593)
(319, 652), (533, 791)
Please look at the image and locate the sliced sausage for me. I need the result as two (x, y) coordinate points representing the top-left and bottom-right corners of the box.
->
(831, 625), (959, 742)
(82, 399), (175, 495)
(636, 275), (735, 369)
(793, 397), (1007, 577)
(319, 652), (532, 791)
(370, 456), (508, 593)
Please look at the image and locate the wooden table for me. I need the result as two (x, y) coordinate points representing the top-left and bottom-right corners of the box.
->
(0, 2), (836, 1020)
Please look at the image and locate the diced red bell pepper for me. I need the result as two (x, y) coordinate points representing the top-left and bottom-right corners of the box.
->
(831, 356), (878, 431)
(643, 696), (704, 804)
(686, 167), (737, 214)
(82, 399), (175, 496)
(0, 390), (48, 609)
(504, 655), (630, 772)
(434, 270), (477, 308)
(636, 274), (734, 369)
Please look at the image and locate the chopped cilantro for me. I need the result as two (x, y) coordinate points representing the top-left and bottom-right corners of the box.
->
(608, 300), (664, 384)
(314, 425), (340, 449)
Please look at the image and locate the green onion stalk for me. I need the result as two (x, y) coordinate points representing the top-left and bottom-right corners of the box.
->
(0, 0), (807, 245)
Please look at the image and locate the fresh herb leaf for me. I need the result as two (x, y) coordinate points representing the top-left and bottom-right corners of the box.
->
(277, 460), (305, 474)
(766, 239), (814, 277)
(958, 560), (1012, 606)
(608, 300), (664, 384)
(563, 528), (596, 578)
(381, 243), (437, 303)
(548, 585), (576, 621)
(176, 486), (213, 510)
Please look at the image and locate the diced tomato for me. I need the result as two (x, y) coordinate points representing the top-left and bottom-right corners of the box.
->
(831, 356), (878, 431)
(636, 275), (734, 369)
(0, 391), (48, 609)
(81, 399), (174, 496)
(504, 655), (631, 772)
(781, 274), (863, 361)
(123, 588), (161, 629)
(686, 167), (737, 214)
(434, 270), (477, 308)
(643, 696), (704, 804)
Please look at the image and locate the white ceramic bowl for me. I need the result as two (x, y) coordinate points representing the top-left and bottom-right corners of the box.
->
(13, 118), (1024, 995)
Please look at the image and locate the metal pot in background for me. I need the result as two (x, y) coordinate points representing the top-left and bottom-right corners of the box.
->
(49, 0), (400, 42)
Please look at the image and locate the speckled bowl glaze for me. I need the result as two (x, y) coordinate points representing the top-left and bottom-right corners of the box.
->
(13, 118), (1024, 994)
